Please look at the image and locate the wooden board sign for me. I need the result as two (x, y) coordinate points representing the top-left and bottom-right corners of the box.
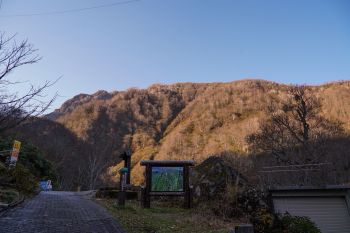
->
(140, 160), (194, 208)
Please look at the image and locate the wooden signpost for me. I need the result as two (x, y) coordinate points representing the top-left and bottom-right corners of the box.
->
(119, 151), (132, 185)
(118, 151), (132, 206)
(140, 160), (195, 208)
(118, 167), (128, 206)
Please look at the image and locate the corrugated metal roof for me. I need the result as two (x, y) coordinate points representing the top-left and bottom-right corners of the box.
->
(269, 185), (350, 192)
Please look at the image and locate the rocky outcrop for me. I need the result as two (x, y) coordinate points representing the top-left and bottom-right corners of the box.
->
(191, 156), (247, 200)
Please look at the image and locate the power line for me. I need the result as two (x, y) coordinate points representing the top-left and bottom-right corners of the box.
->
(0, 0), (141, 17)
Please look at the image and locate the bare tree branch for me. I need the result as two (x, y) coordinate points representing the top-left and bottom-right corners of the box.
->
(0, 32), (56, 132)
(247, 85), (344, 165)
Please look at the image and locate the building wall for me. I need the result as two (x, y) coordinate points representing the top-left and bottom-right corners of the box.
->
(273, 195), (350, 233)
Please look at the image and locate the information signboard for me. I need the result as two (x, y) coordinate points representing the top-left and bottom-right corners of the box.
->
(140, 160), (195, 208)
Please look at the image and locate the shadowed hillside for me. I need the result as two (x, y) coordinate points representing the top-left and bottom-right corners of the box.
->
(9, 118), (89, 190)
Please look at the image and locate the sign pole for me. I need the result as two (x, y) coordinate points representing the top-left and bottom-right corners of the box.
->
(118, 167), (128, 206)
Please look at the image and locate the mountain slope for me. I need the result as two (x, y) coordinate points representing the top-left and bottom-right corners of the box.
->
(18, 79), (350, 187)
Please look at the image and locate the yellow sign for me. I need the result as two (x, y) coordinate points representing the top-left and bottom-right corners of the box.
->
(13, 140), (21, 151)
(10, 140), (21, 164)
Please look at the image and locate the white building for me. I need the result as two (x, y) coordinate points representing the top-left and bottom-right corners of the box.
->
(270, 185), (350, 233)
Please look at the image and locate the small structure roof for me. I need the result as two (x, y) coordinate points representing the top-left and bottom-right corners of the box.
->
(269, 185), (350, 192)
(140, 160), (195, 166)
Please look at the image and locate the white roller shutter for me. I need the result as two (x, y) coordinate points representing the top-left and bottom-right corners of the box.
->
(273, 196), (350, 233)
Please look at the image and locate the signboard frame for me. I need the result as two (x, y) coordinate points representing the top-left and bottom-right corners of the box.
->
(140, 160), (194, 208)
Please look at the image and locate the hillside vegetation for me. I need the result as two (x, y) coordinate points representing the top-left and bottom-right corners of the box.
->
(0, 138), (57, 203)
(12, 79), (350, 189)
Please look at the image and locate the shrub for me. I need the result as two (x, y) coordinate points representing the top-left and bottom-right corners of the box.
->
(0, 138), (58, 192)
(252, 212), (321, 233)
(277, 213), (321, 233)
(236, 187), (267, 215)
(9, 164), (38, 194)
(0, 189), (19, 204)
(18, 143), (57, 184)
(250, 209), (275, 233)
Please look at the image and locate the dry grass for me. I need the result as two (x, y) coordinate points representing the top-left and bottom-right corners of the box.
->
(95, 198), (243, 233)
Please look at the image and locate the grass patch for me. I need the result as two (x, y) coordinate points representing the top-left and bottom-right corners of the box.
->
(96, 198), (240, 233)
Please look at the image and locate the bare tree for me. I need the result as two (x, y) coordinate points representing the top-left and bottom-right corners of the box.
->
(247, 85), (343, 165)
(86, 151), (109, 190)
(0, 32), (56, 132)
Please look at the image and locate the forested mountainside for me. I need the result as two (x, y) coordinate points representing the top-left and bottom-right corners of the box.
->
(11, 79), (350, 189)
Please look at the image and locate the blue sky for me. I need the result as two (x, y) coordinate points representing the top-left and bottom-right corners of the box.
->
(0, 0), (349, 110)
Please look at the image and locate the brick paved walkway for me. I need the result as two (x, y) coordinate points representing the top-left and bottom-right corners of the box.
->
(0, 191), (125, 233)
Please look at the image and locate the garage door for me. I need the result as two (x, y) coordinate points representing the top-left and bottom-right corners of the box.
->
(273, 196), (350, 233)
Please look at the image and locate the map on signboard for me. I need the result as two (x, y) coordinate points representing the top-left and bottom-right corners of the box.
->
(151, 166), (183, 192)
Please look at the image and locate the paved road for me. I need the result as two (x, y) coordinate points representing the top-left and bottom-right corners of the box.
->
(0, 191), (124, 233)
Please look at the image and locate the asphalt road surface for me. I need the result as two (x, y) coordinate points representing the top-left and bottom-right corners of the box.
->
(0, 191), (124, 233)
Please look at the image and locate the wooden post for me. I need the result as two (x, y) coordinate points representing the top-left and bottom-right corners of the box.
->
(183, 165), (193, 208)
(127, 159), (131, 185)
(118, 190), (126, 206)
(120, 151), (132, 185)
(141, 186), (145, 207)
(184, 185), (193, 208)
(123, 157), (127, 168)
(126, 152), (131, 185)
(143, 165), (151, 208)
(118, 168), (128, 206)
